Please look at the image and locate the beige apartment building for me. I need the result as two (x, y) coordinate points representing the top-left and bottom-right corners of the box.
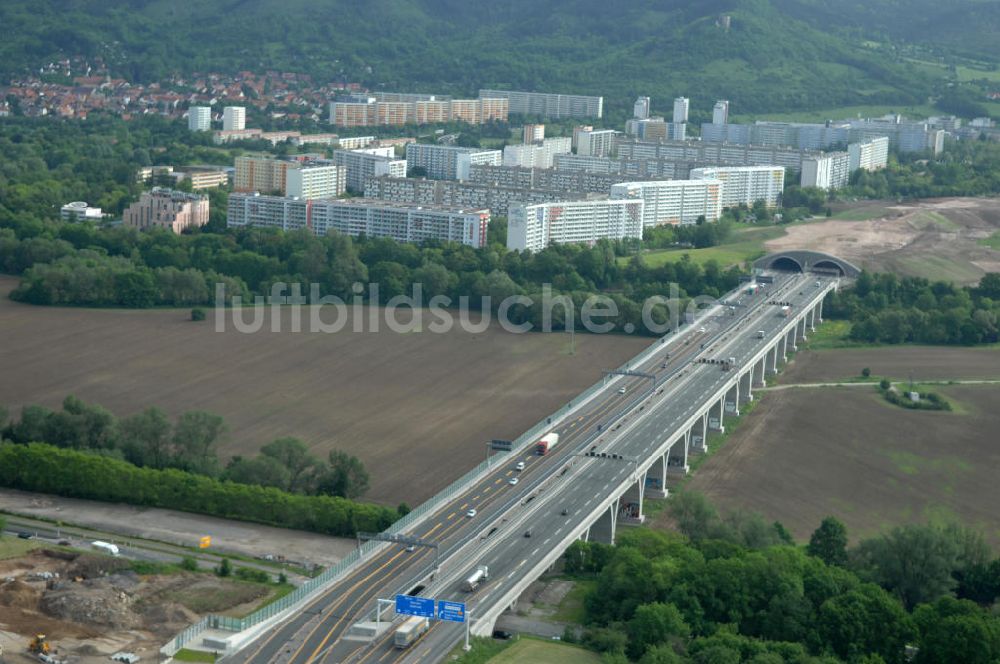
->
(123, 188), (209, 234)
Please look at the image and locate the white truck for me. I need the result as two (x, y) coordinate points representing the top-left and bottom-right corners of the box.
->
(91, 541), (120, 557)
(463, 564), (489, 592)
(394, 616), (429, 648)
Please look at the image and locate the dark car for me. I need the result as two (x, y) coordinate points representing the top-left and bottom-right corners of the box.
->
(17, 532), (33, 539)
(492, 630), (513, 640)
(524, 529), (532, 538)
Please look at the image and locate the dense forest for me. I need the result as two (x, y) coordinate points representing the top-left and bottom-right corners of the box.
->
(562, 493), (1000, 663)
(824, 272), (1000, 345)
(0, 0), (945, 119)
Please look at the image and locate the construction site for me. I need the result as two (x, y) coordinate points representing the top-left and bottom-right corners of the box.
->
(0, 542), (274, 664)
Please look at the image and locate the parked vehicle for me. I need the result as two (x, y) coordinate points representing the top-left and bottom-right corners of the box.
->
(463, 564), (489, 592)
(91, 541), (120, 557)
(394, 616), (429, 648)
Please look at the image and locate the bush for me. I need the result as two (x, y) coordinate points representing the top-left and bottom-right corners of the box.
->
(234, 566), (270, 583)
(278, 572), (288, 584)
(217, 557), (232, 577)
(862, 367), (871, 378)
(180, 556), (199, 571)
(880, 379), (891, 390)
(191, 307), (206, 321)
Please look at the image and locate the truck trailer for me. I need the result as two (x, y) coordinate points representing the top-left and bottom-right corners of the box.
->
(91, 541), (120, 557)
(535, 432), (560, 456)
(394, 616), (429, 648)
(463, 564), (489, 592)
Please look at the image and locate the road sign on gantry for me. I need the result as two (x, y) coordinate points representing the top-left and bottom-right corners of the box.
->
(199, 536), (211, 549)
(395, 594), (435, 618)
(437, 600), (466, 623)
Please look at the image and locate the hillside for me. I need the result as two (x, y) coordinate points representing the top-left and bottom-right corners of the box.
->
(0, 0), (945, 117)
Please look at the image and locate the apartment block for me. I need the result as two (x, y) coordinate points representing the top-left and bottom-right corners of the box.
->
(223, 106), (246, 131)
(610, 180), (722, 227)
(576, 129), (619, 157)
(507, 199), (644, 252)
(328, 96), (508, 127)
(332, 148), (407, 192)
(227, 194), (490, 247)
(405, 143), (502, 181)
(479, 89), (603, 119)
(689, 166), (785, 208)
(188, 106), (211, 131)
(182, 168), (230, 190)
(633, 96), (651, 120)
(467, 164), (637, 194)
(236, 155), (344, 198)
(523, 124), (545, 143)
(502, 137), (571, 169)
(712, 100), (730, 126)
(672, 97), (690, 125)
(616, 138), (827, 171)
(363, 175), (591, 217)
(801, 152), (851, 190)
(286, 164), (346, 199)
(124, 187), (209, 234)
(848, 136), (889, 172)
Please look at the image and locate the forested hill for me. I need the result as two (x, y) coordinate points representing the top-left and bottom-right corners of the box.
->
(0, 0), (947, 117)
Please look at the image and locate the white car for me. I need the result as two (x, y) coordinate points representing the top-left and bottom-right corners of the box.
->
(699, 326), (706, 332)
(515, 461), (525, 471)
(466, 508), (477, 518)
(618, 387), (627, 394)
(508, 477), (519, 486)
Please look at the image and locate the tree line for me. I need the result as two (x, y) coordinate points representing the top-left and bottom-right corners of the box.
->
(0, 442), (395, 538)
(824, 271), (1000, 344)
(562, 492), (1000, 663)
(0, 397), (371, 500)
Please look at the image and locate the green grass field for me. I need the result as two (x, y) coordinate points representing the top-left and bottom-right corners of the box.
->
(485, 638), (603, 664)
(622, 225), (787, 269)
(173, 649), (217, 663)
(0, 533), (39, 560)
(978, 231), (1000, 250)
(892, 254), (984, 283)
(551, 579), (595, 624)
(829, 205), (893, 221)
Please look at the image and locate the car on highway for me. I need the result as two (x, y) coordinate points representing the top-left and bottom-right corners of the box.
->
(699, 326), (706, 332)
(405, 544), (416, 552)
(524, 529), (532, 538)
(561, 509), (569, 516)
(661, 362), (668, 369)
(465, 509), (477, 518)
(508, 477), (519, 486)
(515, 461), (525, 471)
(618, 387), (627, 394)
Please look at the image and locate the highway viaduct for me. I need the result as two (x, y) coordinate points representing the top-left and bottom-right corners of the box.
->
(171, 258), (846, 664)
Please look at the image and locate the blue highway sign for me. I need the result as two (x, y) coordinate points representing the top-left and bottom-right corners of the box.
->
(437, 600), (466, 623)
(395, 594), (435, 618)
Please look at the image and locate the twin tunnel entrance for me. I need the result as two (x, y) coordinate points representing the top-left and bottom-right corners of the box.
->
(753, 251), (861, 278)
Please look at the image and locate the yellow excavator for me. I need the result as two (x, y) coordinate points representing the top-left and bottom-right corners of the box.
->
(28, 634), (50, 655)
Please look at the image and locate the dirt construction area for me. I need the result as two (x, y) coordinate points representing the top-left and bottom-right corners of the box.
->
(766, 197), (1000, 284)
(678, 347), (1000, 547)
(0, 277), (648, 506)
(0, 543), (270, 663)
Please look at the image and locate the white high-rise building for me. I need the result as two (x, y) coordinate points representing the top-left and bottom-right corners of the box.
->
(712, 100), (730, 125)
(478, 89), (603, 119)
(633, 96), (651, 120)
(848, 136), (889, 172)
(801, 152), (851, 190)
(507, 199), (645, 252)
(503, 137), (571, 169)
(332, 149), (408, 192)
(223, 106), (246, 131)
(405, 143), (502, 180)
(610, 180), (723, 227)
(285, 164), (346, 199)
(228, 195), (491, 247)
(690, 166), (785, 208)
(576, 129), (619, 157)
(188, 106), (211, 132)
(672, 97), (689, 125)
(523, 124), (545, 143)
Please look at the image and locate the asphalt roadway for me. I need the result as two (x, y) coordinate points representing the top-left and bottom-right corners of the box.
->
(233, 272), (821, 664)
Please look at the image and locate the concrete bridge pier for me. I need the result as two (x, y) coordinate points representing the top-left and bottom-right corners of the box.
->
(725, 382), (740, 417)
(645, 453), (667, 498)
(708, 397), (725, 434)
(738, 366), (754, 404)
(619, 470), (646, 524)
(799, 315), (809, 343)
(588, 498), (619, 544)
(689, 412), (708, 454)
(808, 306), (817, 332)
(754, 356), (768, 388)
(666, 434), (688, 483)
(767, 344), (780, 376)
(816, 299), (824, 324)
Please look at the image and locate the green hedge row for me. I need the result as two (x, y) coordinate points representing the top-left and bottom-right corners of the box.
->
(0, 442), (396, 537)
